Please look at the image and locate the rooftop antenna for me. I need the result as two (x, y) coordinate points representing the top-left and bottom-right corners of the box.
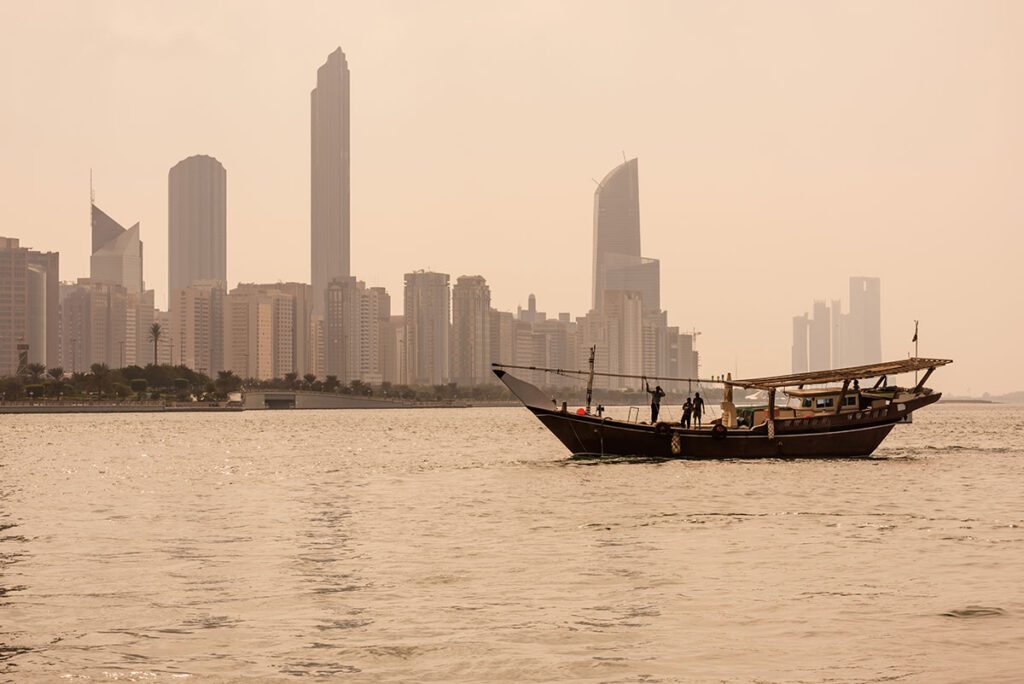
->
(622, 150), (627, 162)
(90, 168), (95, 204)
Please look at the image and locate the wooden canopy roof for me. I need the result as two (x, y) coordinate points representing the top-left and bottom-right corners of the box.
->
(732, 357), (953, 390)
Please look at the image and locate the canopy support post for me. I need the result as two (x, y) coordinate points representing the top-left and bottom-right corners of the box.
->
(767, 388), (776, 439)
(913, 367), (935, 393)
(835, 379), (850, 415)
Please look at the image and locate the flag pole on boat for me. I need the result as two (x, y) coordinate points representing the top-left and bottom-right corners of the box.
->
(913, 320), (919, 384)
(585, 345), (596, 415)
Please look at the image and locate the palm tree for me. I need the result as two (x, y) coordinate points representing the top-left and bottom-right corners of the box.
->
(89, 362), (111, 396)
(302, 373), (317, 389)
(26, 363), (46, 383)
(283, 372), (298, 389)
(148, 322), (162, 365)
(47, 366), (64, 381)
(215, 370), (240, 394)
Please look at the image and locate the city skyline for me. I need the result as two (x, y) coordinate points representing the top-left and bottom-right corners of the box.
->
(2, 3), (1021, 394)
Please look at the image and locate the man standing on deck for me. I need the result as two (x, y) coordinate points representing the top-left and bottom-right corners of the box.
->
(644, 380), (666, 423)
(693, 392), (706, 428)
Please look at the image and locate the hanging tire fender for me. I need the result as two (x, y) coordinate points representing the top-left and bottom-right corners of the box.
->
(711, 423), (728, 440)
(654, 421), (672, 438)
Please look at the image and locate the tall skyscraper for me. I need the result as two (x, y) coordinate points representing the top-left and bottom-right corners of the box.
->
(168, 155), (227, 294)
(311, 47), (351, 316)
(91, 204), (143, 293)
(847, 276), (882, 366)
(26, 249), (59, 367)
(791, 277), (882, 372)
(592, 158), (660, 312)
(488, 309), (514, 370)
(1, 237), (59, 373)
(808, 300), (831, 371)
(91, 203), (154, 367)
(1, 236), (56, 374)
(451, 275), (491, 386)
(403, 271), (449, 385)
(791, 313), (809, 374)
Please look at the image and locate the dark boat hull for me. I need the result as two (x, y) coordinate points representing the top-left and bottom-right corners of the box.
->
(495, 369), (938, 459)
(531, 407), (895, 459)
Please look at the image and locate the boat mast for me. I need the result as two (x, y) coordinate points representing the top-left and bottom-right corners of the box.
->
(585, 345), (596, 415)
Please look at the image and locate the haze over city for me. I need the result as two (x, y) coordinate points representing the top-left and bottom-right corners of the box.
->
(2, 1), (1021, 394)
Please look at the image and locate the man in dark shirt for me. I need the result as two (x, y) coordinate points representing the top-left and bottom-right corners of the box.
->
(645, 380), (666, 423)
(693, 392), (705, 428)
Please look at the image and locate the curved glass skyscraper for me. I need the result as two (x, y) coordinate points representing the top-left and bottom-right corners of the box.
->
(592, 157), (659, 312)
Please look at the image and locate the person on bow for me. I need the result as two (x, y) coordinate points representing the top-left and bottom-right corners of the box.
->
(681, 397), (693, 429)
(644, 379), (666, 423)
(693, 392), (706, 428)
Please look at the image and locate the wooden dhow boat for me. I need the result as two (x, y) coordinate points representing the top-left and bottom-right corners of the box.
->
(493, 355), (952, 459)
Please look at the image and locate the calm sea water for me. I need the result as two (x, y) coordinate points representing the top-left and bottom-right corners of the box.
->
(1, 403), (1023, 682)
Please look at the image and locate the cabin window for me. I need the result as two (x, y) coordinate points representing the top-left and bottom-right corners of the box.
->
(815, 397), (834, 409)
(844, 395), (857, 406)
(801, 398), (813, 408)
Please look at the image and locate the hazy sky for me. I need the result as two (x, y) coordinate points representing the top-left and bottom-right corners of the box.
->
(1, 1), (1021, 394)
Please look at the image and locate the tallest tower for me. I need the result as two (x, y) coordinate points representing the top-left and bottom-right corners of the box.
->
(592, 158), (659, 312)
(311, 47), (351, 316)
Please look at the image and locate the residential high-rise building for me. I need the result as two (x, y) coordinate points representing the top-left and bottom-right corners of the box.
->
(276, 282), (313, 377)
(846, 276), (882, 366)
(26, 249), (59, 368)
(59, 279), (128, 371)
(232, 282), (311, 377)
(603, 290), (644, 388)
(125, 290), (156, 367)
(531, 316), (579, 387)
(223, 286), (294, 380)
(311, 47), (351, 316)
(808, 300), (831, 371)
(488, 309), (514, 369)
(381, 315), (404, 385)
(154, 309), (172, 365)
(791, 313), (809, 374)
(0, 237), (30, 375)
(168, 155), (227, 294)
(403, 271), (449, 385)
(324, 277), (390, 384)
(830, 297), (844, 369)
(1, 237), (59, 374)
(451, 275), (491, 386)
(169, 279), (224, 375)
